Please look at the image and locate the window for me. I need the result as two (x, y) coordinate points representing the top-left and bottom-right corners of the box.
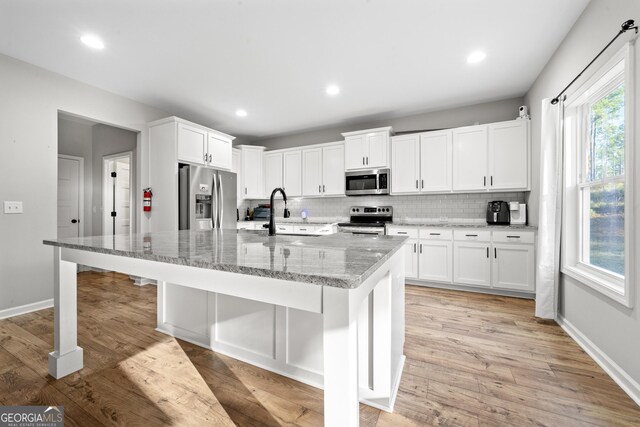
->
(563, 44), (634, 307)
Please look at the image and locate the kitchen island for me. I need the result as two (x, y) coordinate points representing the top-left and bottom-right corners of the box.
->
(43, 230), (406, 426)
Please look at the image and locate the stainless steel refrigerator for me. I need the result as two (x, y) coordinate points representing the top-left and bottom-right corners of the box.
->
(178, 163), (237, 230)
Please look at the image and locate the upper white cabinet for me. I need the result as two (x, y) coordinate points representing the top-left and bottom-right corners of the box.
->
(148, 116), (235, 232)
(283, 150), (302, 197)
(238, 145), (265, 199)
(342, 127), (393, 170)
(302, 143), (345, 197)
(452, 119), (530, 192)
(488, 120), (529, 190)
(452, 125), (488, 191)
(232, 148), (242, 201)
(391, 130), (453, 194)
(264, 151), (284, 195)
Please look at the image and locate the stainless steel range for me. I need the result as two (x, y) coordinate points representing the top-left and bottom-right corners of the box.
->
(337, 206), (393, 236)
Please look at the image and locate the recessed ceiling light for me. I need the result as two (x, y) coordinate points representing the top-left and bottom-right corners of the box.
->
(467, 51), (486, 64)
(326, 85), (340, 96)
(80, 34), (105, 50)
(235, 109), (248, 117)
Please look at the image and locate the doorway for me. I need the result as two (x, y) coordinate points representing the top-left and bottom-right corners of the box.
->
(103, 152), (133, 236)
(57, 155), (84, 239)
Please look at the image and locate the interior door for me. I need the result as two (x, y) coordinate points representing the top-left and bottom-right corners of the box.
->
(322, 145), (345, 195)
(114, 159), (131, 235)
(57, 157), (81, 238)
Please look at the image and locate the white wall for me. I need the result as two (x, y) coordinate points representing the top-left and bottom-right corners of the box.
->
(524, 0), (640, 391)
(57, 118), (94, 237)
(0, 53), (168, 312)
(252, 97), (525, 150)
(91, 124), (137, 236)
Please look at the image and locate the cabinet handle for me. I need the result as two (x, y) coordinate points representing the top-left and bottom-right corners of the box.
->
(421, 179), (424, 189)
(414, 243), (417, 253)
(209, 154), (212, 162)
(366, 157), (369, 165)
(429, 232), (440, 235)
(319, 185), (321, 193)
(416, 180), (418, 189)
(483, 176), (486, 186)
(487, 247), (489, 258)
(465, 234), (478, 237)
(419, 244), (423, 254)
(362, 157), (365, 165)
(507, 235), (521, 239)
(397, 231), (407, 235)
(204, 153), (207, 162)
(491, 176), (493, 186)
(494, 248), (497, 258)
(323, 185), (325, 193)
(245, 188), (247, 195)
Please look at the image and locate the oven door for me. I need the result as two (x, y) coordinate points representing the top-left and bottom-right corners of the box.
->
(345, 169), (390, 196)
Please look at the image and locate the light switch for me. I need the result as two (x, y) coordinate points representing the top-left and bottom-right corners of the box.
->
(4, 201), (23, 214)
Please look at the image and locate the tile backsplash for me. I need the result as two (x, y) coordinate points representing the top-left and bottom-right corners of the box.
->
(239, 192), (526, 222)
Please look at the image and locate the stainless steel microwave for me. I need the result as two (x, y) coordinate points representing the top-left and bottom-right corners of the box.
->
(345, 168), (390, 196)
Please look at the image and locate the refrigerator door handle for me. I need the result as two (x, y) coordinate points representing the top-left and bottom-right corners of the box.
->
(218, 173), (224, 228)
(212, 173), (218, 229)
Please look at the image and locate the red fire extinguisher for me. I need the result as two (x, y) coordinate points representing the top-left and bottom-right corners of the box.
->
(143, 188), (152, 212)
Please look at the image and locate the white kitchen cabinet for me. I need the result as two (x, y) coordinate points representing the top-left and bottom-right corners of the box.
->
(420, 130), (453, 192)
(238, 145), (266, 199)
(264, 152), (283, 195)
(491, 243), (535, 292)
(302, 143), (345, 197)
(322, 144), (345, 196)
(232, 148), (242, 202)
(488, 120), (529, 190)
(342, 127), (393, 170)
(419, 240), (453, 283)
(452, 125), (488, 191)
(403, 239), (419, 279)
(178, 123), (208, 165)
(302, 148), (322, 196)
(453, 241), (491, 287)
(207, 132), (233, 170)
(391, 134), (420, 194)
(283, 150), (302, 197)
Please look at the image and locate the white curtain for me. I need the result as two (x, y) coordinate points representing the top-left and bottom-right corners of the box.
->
(535, 98), (564, 319)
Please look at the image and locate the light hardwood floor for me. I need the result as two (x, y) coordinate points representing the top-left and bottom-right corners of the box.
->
(0, 271), (638, 426)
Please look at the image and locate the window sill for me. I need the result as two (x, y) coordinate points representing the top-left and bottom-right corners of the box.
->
(562, 265), (632, 308)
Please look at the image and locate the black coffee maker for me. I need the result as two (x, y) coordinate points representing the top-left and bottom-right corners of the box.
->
(486, 201), (510, 225)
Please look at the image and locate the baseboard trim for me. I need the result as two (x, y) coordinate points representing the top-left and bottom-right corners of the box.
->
(0, 299), (54, 320)
(406, 280), (535, 300)
(557, 314), (640, 407)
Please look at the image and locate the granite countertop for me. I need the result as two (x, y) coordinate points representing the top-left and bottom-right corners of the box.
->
(43, 230), (406, 289)
(388, 221), (537, 230)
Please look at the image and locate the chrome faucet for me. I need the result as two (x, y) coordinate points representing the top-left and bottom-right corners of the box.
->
(268, 188), (290, 236)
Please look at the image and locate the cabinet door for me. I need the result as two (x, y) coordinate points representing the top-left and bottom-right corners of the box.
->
(453, 242), (490, 287)
(177, 124), (207, 165)
(322, 145), (345, 196)
(242, 148), (264, 199)
(344, 135), (367, 170)
(391, 135), (420, 194)
(283, 150), (302, 197)
(207, 134), (232, 170)
(491, 244), (535, 292)
(366, 132), (388, 168)
(403, 239), (419, 279)
(264, 152), (283, 195)
(488, 120), (529, 190)
(232, 149), (242, 200)
(420, 130), (452, 192)
(419, 240), (453, 283)
(452, 125), (488, 191)
(302, 148), (323, 196)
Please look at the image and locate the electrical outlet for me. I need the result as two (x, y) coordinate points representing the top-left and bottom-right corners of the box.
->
(4, 201), (23, 214)
(439, 216), (448, 223)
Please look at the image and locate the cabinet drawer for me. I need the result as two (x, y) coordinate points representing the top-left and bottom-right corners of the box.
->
(275, 224), (294, 233)
(387, 227), (418, 238)
(294, 225), (316, 234)
(454, 229), (491, 242)
(492, 231), (535, 244)
(419, 229), (453, 241)
(236, 222), (253, 230)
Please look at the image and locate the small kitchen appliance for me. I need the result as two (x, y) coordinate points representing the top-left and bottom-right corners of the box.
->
(337, 206), (393, 236)
(345, 169), (390, 196)
(486, 201), (510, 225)
(509, 202), (527, 225)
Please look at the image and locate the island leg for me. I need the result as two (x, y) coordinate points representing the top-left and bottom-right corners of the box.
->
(48, 247), (83, 379)
(323, 286), (359, 426)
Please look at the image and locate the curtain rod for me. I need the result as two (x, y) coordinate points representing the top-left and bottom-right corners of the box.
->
(551, 19), (638, 105)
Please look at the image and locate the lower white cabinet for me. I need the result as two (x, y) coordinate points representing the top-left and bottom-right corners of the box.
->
(453, 242), (491, 287)
(388, 226), (535, 294)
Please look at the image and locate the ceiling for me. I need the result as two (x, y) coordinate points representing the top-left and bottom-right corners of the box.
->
(0, 0), (589, 140)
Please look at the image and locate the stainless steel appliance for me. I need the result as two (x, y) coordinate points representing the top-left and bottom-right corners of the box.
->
(345, 168), (390, 196)
(337, 206), (393, 236)
(486, 201), (510, 225)
(178, 163), (237, 230)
